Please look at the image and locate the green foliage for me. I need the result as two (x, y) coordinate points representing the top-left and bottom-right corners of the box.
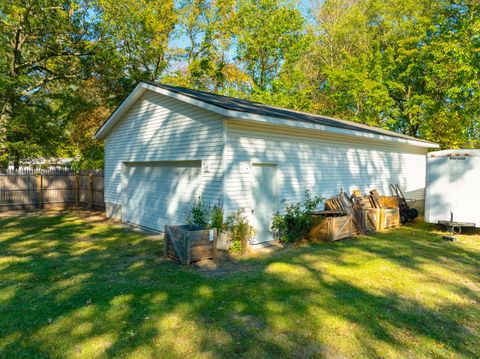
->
(302, 0), (480, 146)
(186, 198), (211, 228)
(93, 0), (177, 82)
(225, 209), (255, 254)
(234, 0), (308, 90)
(210, 204), (225, 234)
(272, 190), (324, 243)
(187, 200), (254, 254)
(186, 198), (225, 233)
(70, 141), (104, 170)
(167, 0), (240, 92)
(0, 1), (103, 167)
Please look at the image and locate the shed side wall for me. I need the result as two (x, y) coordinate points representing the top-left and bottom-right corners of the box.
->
(224, 120), (427, 216)
(104, 90), (224, 218)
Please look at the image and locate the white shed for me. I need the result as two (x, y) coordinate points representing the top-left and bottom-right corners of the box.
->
(95, 81), (438, 244)
(425, 149), (480, 226)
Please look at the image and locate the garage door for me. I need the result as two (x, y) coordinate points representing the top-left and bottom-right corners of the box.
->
(124, 161), (201, 230)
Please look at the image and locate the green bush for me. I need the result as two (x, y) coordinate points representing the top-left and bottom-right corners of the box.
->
(210, 204), (225, 234)
(271, 189), (324, 243)
(226, 209), (255, 255)
(186, 198), (225, 234)
(187, 201), (254, 254)
(186, 198), (210, 228)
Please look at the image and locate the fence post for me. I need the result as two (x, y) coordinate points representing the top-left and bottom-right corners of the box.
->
(89, 172), (94, 209)
(75, 173), (80, 208)
(37, 173), (43, 208)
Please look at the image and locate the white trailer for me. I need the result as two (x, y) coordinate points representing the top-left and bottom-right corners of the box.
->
(425, 149), (480, 226)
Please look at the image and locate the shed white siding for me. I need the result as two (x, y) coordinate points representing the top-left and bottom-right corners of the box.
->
(104, 90), (224, 219)
(223, 120), (427, 216)
(101, 85), (433, 239)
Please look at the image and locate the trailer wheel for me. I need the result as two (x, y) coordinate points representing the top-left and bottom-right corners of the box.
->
(407, 208), (419, 221)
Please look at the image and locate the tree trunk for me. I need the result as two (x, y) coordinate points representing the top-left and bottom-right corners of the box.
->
(0, 96), (14, 164)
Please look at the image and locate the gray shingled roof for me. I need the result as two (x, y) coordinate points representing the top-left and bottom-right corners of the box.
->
(143, 81), (435, 145)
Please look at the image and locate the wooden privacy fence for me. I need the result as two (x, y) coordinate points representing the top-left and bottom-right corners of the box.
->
(0, 169), (104, 211)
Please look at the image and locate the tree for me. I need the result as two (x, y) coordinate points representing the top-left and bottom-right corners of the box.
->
(305, 0), (438, 131)
(94, 0), (177, 82)
(418, 0), (480, 148)
(0, 0), (98, 166)
(234, 0), (308, 91)
(304, 0), (479, 147)
(165, 0), (253, 95)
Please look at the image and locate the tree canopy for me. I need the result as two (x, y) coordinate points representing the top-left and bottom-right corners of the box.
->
(0, 0), (478, 168)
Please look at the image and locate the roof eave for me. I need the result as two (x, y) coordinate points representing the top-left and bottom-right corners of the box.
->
(95, 81), (439, 149)
(225, 117), (439, 149)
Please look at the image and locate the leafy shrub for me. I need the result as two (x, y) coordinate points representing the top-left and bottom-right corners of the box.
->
(186, 198), (210, 228)
(226, 209), (255, 254)
(210, 204), (225, 234)
(271, 189), (324, 243)
(186, 198), (225, 234)
(187, 201), (253, 254)
(303, 189), (323, 212)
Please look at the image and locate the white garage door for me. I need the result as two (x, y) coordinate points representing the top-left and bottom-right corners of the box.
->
(123, 161), (201, 231)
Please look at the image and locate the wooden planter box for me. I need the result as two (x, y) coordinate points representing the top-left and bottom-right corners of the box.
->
(163, 225), (217, 264)
(308, 215), (353, 242)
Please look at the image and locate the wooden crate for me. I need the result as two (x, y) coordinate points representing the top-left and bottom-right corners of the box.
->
(378, 196), (399, 208)
(364, 207), (400, 231)
(364, 208), (381, 232)
(164, 225), (217, 264)
(380, 208), (400, 229)
(308, 215), (353, 242)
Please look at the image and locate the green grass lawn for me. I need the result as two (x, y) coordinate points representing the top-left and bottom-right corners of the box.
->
(0, 211), (479, 358)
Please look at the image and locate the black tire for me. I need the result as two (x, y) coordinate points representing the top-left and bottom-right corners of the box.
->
(407, 208), (419, 221)
(400, 214), (408, 224)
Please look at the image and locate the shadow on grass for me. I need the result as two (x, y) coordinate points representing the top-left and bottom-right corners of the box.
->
(0, 211), (479, 357)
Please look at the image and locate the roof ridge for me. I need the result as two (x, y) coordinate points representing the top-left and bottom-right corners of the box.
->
(140, 81), (436, 146)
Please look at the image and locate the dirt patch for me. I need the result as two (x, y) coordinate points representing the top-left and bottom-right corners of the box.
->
(191, 242), (292, 277)
(232, 314), (265, 330)
(193, 252), (256, 277)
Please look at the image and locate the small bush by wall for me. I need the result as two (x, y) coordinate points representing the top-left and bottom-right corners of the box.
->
(225, 209), (255, 255)
(272, 190), (324, 243)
